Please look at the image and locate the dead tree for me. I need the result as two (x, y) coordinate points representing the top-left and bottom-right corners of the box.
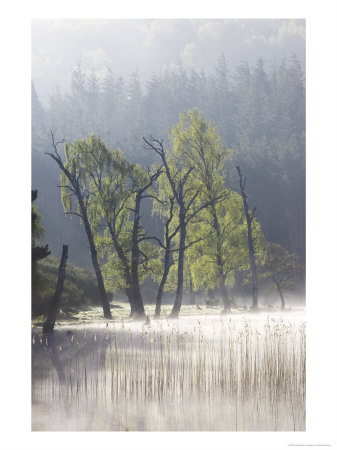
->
(236, 165), (259, 310)
(43, 245), (68, 333)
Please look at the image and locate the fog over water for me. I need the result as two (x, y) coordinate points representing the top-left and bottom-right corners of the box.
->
(32, 310), (305, 431)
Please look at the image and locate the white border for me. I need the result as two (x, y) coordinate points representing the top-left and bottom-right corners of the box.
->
(1, 1), (337, 449)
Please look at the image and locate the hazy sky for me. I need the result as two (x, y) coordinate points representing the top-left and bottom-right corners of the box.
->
(32, 19), (305, 105)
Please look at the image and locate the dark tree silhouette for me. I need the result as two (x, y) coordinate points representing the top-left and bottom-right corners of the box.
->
(43, 244), (68, 333)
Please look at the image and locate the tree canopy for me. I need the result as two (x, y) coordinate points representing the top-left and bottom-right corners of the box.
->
(42, 101), (304, 316)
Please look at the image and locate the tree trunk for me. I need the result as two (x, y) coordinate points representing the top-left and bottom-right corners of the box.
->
(78, 196), (112, 319)
(130, 193), (145, 319)
(248, 223), (259, 310)
(275, 279), (285, 309)
(107, 221), (137, 315)
(236, 166), (259, 311)
(170, 221), (186, 318)
(125, 287), (136, 316)
(155, 282), (164, 318)
(219, 275), (231, 313)
(212, 210), (231, 313)
(43, 245), (68, 333)
(189, 278), (196, 305)
(155, 248), (171, 318)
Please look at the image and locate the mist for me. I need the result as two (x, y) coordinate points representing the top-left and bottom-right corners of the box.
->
(32, 19), (305, 106)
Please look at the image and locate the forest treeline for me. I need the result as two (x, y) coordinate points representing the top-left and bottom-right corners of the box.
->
(32, 54), (305, 269)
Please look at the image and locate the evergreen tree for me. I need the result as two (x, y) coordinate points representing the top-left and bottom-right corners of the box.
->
(68, 61), (87, 137)
(32, 190), (51, 316)
(208, 54), (235, 146)
(32, 190), (50, 263)
(32, 82), (45, 127)
(86, 70), (101, 133)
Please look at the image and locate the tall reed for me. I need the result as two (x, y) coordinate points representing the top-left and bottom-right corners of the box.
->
(32, 315), (306, 431)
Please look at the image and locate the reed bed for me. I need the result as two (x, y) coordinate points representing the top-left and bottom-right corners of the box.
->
(32, 314), (305, 431)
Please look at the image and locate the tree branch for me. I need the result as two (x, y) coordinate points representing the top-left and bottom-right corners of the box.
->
(64, 211), (83, 219)
(138, 235), (165, 249)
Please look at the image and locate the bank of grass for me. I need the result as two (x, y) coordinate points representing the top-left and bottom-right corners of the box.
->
(32, 257), (114, 318)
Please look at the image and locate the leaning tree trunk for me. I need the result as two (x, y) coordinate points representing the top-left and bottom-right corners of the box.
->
(78, 196), (112, 320)
(43, 245), (68, 333)
(170, 220), (186, 318)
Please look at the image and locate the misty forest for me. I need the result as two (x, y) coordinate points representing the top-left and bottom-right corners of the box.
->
(32, 19), (305, 432)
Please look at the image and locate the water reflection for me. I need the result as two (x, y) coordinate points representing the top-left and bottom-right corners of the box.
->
(32, 314), (306, 431)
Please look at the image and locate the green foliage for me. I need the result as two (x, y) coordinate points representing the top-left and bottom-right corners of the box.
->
(34, 55), (305, 268)
(151, 110), (230, 293)
(35, 57), (305, 303)
(149, 109), (270, 301)
(101, 239), (160, 294)
(169, 108), (229, 185)
(32, 190), (49, 254)
(32, 190), (50, 298)
(61, 133), (113, 218)
(32, 257), (111, 318)
(58, 137), (161, 297)
(187, 191), (267, 293)
(164, 110), (267, 297)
